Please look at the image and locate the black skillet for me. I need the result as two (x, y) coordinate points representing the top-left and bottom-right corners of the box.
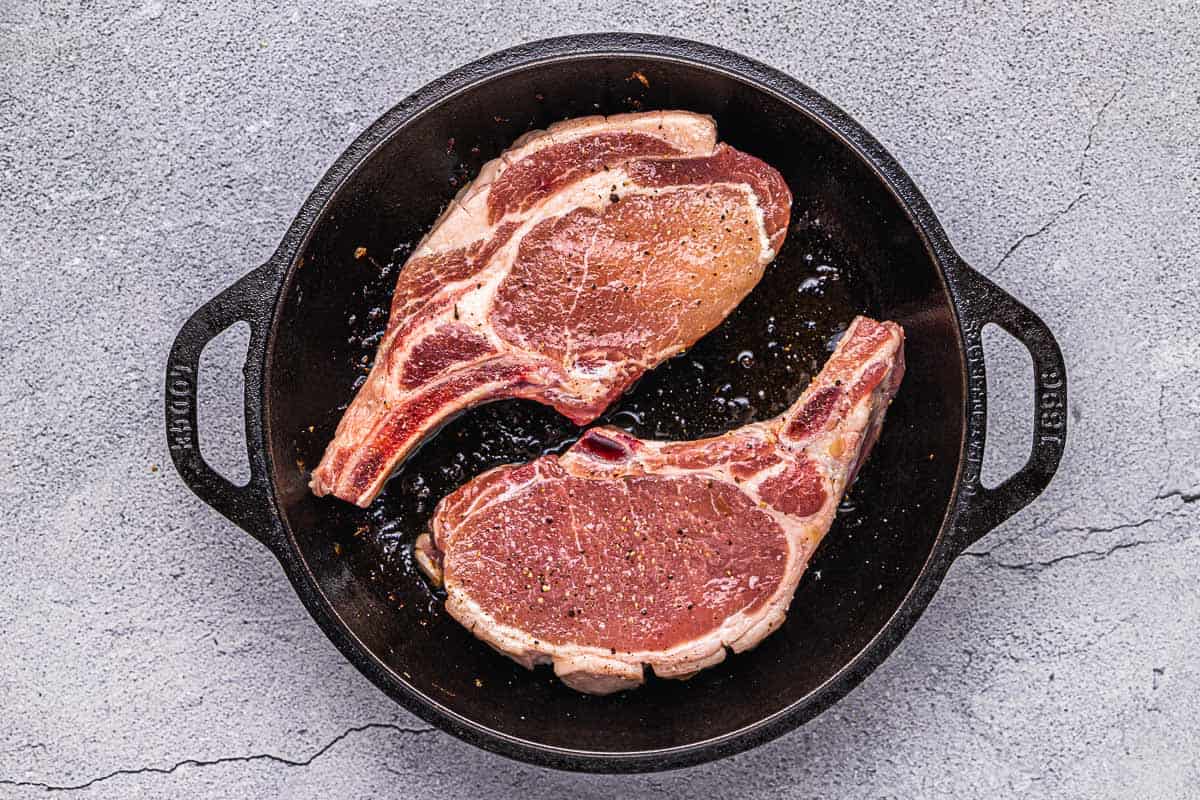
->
(165, 34), (1067, 772)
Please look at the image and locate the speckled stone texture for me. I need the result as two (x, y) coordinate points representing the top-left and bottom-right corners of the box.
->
(1, 1), (1197, 797)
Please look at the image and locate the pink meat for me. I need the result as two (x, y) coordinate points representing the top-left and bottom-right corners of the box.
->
(419, 316), (906, 694)
(310, 111), (791, 506)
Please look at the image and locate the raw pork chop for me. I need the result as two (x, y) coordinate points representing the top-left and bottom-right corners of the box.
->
(311, 111), (791, 506)
(416, 316), (904, 694)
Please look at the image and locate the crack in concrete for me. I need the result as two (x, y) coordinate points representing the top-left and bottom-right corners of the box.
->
(962, 536), (1168, 572)
(1155, 384), (1171, 498)
(991, 77), (1126, 276)
(1154, 488), (1200, 505)
(994, 192), (1089, 273)
(0, 723), (437, 792)
(1077, 80), (1127, 182)
(961, 508), (1190, 571)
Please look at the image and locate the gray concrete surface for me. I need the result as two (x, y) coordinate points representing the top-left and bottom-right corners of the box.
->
(1, 1), (1197, 797)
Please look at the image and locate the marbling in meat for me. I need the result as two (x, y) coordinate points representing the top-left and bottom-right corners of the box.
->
(311, 111), (791, 506)
(417, 316), (905, 694)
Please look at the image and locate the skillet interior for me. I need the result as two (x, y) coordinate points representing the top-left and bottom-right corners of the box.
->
(266, 55), (962, 754)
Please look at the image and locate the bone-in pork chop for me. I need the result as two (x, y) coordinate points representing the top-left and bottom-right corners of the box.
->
(310, 111), (791, 506)
(416, 316), (904, 694)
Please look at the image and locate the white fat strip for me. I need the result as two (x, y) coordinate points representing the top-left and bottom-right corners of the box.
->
(743, 183), (774, 261)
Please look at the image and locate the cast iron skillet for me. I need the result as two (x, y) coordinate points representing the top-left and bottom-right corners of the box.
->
(165, 34), (1067, 772)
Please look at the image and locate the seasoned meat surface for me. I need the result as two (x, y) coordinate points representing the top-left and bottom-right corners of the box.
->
(420, 317), (905, 694)
(311, 111), (791, 507)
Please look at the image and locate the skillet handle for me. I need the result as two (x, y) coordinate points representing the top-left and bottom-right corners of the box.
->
(952, 264), (1067, 550)
(165, 263), (281, 548)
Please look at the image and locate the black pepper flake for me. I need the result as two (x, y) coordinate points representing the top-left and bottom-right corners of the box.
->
(609, 193), (620, 203)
